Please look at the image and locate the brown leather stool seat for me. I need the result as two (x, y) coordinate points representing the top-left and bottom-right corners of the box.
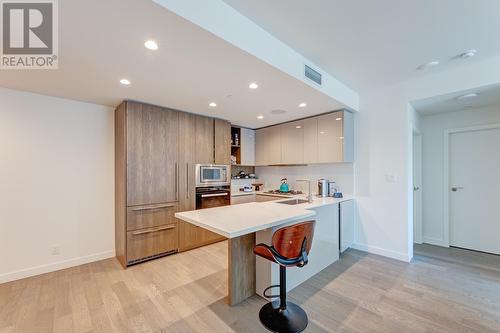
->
(254, 221), (315, 333)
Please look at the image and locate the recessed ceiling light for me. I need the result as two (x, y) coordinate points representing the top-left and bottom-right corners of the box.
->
(271, 109), (287, 115)
(319, 131), (325, 135)
(299, 102), (307, 108)
(459, 49), (477, 59)
(249, 83), (259, 89)
(417, 61), (439, 71)
(339, 136), (344, 140)
(335, 117), (342, 121)
(120, 78), (131, 85)
(296, 125), (302, 129)
(144, 40), (158, 50)
(209, 102), (217, 107)
(257, 115), (264, 119)
(456, 93), (478, 101)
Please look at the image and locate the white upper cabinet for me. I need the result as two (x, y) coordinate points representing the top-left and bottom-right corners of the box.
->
(303, 117), (318, 164)
(317, 112), (343, 163)
(256, 126), (281, 165)
(240, 128), (255, 165)
(281, 120), (304, 164)
(255, 110), (353, 165)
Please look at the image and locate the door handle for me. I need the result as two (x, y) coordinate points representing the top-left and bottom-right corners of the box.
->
(413, 186), (420, 191)
(451, 186), (464, 192)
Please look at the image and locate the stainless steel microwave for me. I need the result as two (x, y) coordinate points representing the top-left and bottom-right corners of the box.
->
(195, 164), (230, 187)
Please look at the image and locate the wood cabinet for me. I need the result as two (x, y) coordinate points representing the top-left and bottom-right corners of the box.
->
(126, 225), (178, 263)
(215, 119), (231, 164)
(116, 102), (231, 266)
(126, 102), (178, 206)
(115, 101), (180, 267)
(255, 110), (354, 165)
(177, 114), (225, 252)
(195, 116), (214, 164)
(281, 120), (304, 164)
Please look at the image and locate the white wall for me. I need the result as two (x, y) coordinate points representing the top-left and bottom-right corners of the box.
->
(255, 163), (354, 195)
(421, 105), (500, 246)
(0, 88), (115, 283)
(354, 54), (500, 262)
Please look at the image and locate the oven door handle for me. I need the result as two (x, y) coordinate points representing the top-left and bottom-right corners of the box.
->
(200, 193), (229, 198)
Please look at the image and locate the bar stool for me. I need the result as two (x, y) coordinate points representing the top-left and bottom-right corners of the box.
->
(254, 221), (315, 333)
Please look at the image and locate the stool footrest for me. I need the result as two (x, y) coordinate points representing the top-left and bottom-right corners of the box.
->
(263, 284), (281, 299)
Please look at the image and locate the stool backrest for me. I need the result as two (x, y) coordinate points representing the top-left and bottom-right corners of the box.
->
(272, 221), (315, 259)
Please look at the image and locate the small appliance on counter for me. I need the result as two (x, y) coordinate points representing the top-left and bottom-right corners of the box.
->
(279, 178), (290, 193)
(328, 181), (343, 198)
(318, 179), (329, 197)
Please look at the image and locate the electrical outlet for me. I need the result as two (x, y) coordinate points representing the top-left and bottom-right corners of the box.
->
(51, 245), (60, 255)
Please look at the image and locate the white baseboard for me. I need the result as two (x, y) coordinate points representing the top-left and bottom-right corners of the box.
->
(422, 236), (449, 247)
(0, 250), (115, 284)
(351, 243), (412, 262)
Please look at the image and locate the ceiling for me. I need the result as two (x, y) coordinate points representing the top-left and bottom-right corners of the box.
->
(223, 0), (500, 92)
(0, 0), (346, 129)
(412, 83), (500, 115)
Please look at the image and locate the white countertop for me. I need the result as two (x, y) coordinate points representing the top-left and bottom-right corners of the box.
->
(175, 201), (316, 238)
(175, 195), (354, 238)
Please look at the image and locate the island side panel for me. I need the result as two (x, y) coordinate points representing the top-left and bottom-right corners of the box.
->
(228, 233), (256, 306)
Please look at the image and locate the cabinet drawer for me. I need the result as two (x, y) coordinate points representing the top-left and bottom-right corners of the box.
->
(126, 225), (178, 264)
(127, 203), (178, 231)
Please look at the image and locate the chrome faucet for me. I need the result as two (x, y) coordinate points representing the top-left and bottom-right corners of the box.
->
(296, 179), (313, 203)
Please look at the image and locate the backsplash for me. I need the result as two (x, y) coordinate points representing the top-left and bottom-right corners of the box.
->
(255, 163), (354, 195)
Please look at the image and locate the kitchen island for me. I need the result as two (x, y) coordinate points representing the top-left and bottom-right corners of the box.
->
(175, 196), (354, 306)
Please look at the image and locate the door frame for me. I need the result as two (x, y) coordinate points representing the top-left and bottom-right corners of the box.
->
(443, 123), (500, 247)
(412, 129), (423, 244)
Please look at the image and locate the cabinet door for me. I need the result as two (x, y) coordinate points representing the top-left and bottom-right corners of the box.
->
(195, 116), (214, 164)
(126, 102), (178, 206)
(303, 117), (318, 163)
(214, 119), (231, 164)
(240, 128), (255, 166)
(317, 112), (343, 163)
(255, 127), (269, 166)
(340, 200), (355, 253)
(268, 126), (282, 165)
(178, 112), (196, 212)
(281, 120), (304, 164)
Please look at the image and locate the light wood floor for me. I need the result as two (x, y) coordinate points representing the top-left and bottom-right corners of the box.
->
(1, 242), (500, 333)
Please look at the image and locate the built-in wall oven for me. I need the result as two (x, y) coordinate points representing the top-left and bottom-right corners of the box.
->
(195, 164), (230, 187)
(195, 186), (231, 209)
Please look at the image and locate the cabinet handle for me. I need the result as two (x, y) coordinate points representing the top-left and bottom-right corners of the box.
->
(131, 204), (175, 211)
(186, 162), (189, 199)
(175, 162), (178, 200)
(132, 225), (176, 235)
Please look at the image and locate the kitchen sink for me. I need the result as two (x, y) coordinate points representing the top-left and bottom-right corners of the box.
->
(276, 199), (310, 205)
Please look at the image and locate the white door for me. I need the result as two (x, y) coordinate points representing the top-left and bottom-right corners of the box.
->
(449, 126), (500, 255)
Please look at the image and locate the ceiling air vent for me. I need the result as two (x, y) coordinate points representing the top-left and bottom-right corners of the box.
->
(305, 65), (322, 85)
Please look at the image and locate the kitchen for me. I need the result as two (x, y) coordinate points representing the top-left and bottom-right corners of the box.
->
(3, 1), (499, 332)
